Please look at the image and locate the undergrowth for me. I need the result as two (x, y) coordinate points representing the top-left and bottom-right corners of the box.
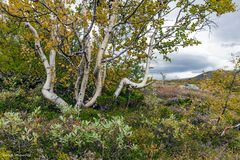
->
(0, 70), (239, 159)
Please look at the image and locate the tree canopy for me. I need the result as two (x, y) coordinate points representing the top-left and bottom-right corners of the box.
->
(0, 0), (236, 109)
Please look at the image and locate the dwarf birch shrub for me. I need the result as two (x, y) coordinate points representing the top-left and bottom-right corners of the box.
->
(0, 106), (137, 159)
(0, 111), (41, 158)
(49, 112), (135, 159)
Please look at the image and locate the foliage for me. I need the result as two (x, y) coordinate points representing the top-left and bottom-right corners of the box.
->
(0, 106), (137, 159)
(0, 15), (44, 83)
(0, 70), (240, 159)
(96, 88), (144, 109)
(50, 114), (135, 159)
(0, 0), (239, 159)
(199, 69), (240, 124)
(0, 0), (236, 107)
(0, 85), (56, 114)
(125, 92), (240, 159)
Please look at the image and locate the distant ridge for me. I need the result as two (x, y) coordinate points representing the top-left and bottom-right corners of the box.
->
(189, 70), (234, 80)
(190, 71), (214, 80)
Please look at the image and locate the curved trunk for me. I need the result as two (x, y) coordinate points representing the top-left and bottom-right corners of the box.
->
(114, 29), (157, 97)
(84, 13), (116, 107)
(25, 22), (68, 109)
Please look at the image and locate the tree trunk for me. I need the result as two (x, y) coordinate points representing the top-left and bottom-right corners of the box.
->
(25, 22), (68, 109)
(75, 0), (93, 108)
(74, 59), (85, 100)
(76, 43), (92, 107)
(84, 13), (116, 107)
(114, 29), (157, 97)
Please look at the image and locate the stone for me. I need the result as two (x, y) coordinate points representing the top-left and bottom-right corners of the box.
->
(180, 83), (200, 91)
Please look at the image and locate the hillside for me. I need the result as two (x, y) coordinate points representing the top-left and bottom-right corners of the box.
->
(0, 69), (239, 159)
(0, 0), (239, 158)
(188, 70), (235, 80)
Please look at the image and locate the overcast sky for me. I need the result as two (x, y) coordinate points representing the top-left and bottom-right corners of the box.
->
(150, 1), (240, 80)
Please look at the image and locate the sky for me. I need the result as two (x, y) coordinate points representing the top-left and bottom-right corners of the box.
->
(150, 1), (240, 80)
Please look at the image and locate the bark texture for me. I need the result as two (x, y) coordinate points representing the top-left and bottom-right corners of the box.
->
(25, 22), (68, 108)
(84, 7), (116, 107)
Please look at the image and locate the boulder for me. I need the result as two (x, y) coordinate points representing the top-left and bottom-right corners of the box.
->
(179, 83), (200, 91)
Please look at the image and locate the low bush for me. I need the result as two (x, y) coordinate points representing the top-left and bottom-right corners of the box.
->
(0, 107), (138, 159)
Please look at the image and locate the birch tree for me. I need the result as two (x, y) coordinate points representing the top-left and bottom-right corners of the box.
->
(0, 0), (236, 110)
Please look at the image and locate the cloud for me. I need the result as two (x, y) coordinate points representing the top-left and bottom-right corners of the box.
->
(150, 53), (215, 74)
(221, 43), (240, 48)
(213, 10), (240, 42)
(149, 2), (240, 80)
(151, 71), (200, 80)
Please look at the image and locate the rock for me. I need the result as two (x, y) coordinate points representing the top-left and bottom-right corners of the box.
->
(179, 83), (200, 91)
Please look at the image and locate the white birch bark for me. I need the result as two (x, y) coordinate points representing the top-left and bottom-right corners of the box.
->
(74, 75), (81, 100)
(75, 0), (92, 107)
(114, 29), (157, 97)
(84, 11), (116, 107)
(76, 43), (92, 107)
(49, 49), (56, 93)
(25, 22), (68, 108)
(74, 59), (84, 100)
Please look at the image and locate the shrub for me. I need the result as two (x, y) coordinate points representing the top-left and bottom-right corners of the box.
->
(0, 107), (138, 159)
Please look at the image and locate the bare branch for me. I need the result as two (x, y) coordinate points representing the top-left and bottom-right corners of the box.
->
(221, 123), (240, 136)
(113, 0), (145, 28)
(83, 0), (97, 40)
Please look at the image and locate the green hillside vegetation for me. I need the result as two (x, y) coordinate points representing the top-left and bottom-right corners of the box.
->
(0, 69), (239, 159)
